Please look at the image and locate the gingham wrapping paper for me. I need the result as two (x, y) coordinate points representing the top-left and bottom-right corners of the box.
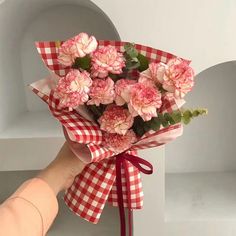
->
(64, 158), (116, 223)
(64, 150), (141, 224)
(107, 158), (143, 209)
(31, 39), (187, 224)
(36, 41), (70, 77)
(48, 91), (103, 145)
(35, 40), (191, 78)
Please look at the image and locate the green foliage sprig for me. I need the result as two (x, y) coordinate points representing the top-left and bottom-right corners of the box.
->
(86, 105), (106, 121)
(124, 43), (149, 72)
(72, 55), (91, 71)
(132, 108), (208, 137)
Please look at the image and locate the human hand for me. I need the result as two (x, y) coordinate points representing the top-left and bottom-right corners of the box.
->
(37, 142), (86, 195)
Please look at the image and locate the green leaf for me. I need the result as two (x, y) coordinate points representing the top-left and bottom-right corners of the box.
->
(137, 53), (149, 72)
(199, 109), (208, 115)
(150, 118), (161, 131)
(124, 42), (134, 51)
(183, 110), (193, 119)
(132, 116), (146, 137)
(170, 111), (182, 123)
(86, 105), (103, 120)
(143, 123), (151, 132)
(73, 55), (91, 70)
(124, 43), (139, 58)
(182, 111), (191, 125)
(182, 116), (191, 125)
(192, 110), (200, 117)
(125, 58), (140, 70)
(134, 126), (145, 137)
(164, 113), (176, 125)
(158, 114), (169, 127)
(192, 108), (208, 117)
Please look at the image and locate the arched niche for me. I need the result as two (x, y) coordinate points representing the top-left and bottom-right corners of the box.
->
(0, 2), (123, 235)
(166, 61), (236, 231)
(0, 1), (120, 138)
(166, 61), (236, 173)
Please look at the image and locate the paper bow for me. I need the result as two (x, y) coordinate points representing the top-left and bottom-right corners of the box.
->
(30, 40), (187, 226)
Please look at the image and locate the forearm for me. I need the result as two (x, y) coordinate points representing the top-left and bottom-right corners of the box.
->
(0, 178), (59, 236)
(37, 142), (85, 195)
(0, 142), (85, 236)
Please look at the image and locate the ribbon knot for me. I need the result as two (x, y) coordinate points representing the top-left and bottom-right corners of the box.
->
(116, 153), (153, 236)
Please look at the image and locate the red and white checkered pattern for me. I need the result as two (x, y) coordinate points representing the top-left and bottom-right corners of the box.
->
(87, 143), (114, 163)
(64, 158), (116, 223)
(30, 87), (49, 103)
(64, 150), (140, 224)
(31, 39), (188, 224)
(36, 40), (191, 78)
(108, 158), (143, 209)
(36, 41), (70, 77)
(48, 91), (103, 145)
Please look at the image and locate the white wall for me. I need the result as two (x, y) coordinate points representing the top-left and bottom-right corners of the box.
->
(0, 1), (27, 132)
(93, 0), (236, 73)
(166, 61), (236, 173)
(134, 147), (165, 236)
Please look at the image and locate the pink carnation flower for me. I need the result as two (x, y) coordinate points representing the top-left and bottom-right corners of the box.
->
(58, 33), (98, 66)
(103, 130), (137, 153)
(55, 69), (92, 109)
(58, 39), (78, 66)
(163, 58), (194, 98)
(115, 79), (136, 105)
(87, 77), (115, 106)
(129, 83), (162, 121)
(91, 46), (125, 78)
(98, 105), (134, 135)
(55, 92), (89, 109)
(56, 69), (92, 94)
(140, 62), (166, 85)
(138, 76), (156, 88)
(74, 32), (98, 57)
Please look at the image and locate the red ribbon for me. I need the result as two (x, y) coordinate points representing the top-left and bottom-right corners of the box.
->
(115, 153), (153, 236)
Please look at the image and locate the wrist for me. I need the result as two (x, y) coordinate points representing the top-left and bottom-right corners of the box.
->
(37, 143), (85, 195)
(37, 165), (65, 195)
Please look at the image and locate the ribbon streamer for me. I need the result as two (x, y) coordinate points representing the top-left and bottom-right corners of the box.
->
(116, 153), (153, 236)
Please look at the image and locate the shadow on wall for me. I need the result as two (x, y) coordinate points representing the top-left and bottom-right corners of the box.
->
(166, 61), (236, 173)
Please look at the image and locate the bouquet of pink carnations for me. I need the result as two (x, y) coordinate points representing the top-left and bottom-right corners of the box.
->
(30, 32), (206, 236)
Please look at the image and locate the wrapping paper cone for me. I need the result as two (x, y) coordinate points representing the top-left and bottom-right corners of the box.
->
(30, 39), (187, 225)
